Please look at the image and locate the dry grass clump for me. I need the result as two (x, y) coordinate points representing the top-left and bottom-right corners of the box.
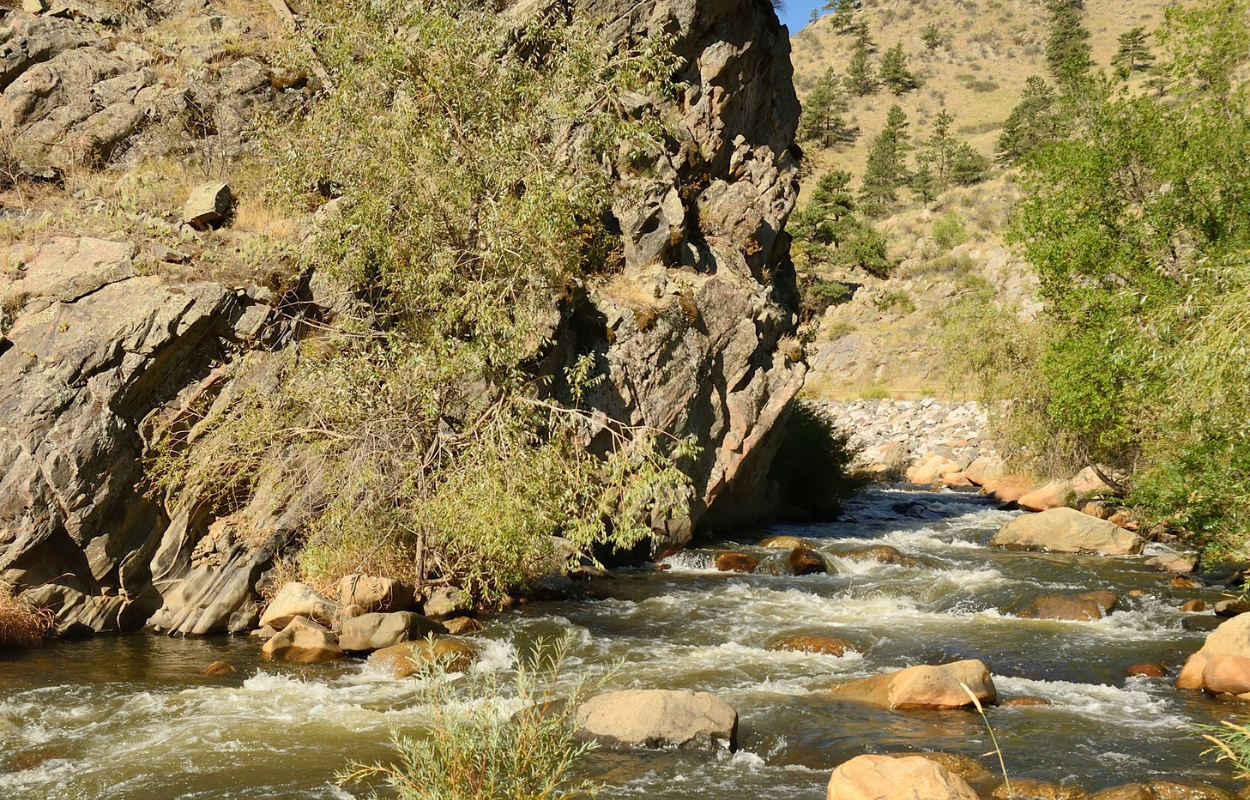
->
(0, 584), (53, 648)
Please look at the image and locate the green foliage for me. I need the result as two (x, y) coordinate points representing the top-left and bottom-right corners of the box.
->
(340, 636), (603, 800)
(1156, 0), (1250, 96)
(931, 210), (967, 249)
(153, 0), (698, 601)
(909, 158), (939, 206)
(798, 68), (852, 147)
(996, 76), (1063, 163)
(791, 169), (892, 279)
(874, 289), (915, 313)
(859, 105), (911, 217)
(1044, 0), (1092, 83)
(880, 43), (917, 95)
(824, 0), (855, 33)
(948, 141), (991, 186)
(801, 278), (853, 322)
(769, 402), (866, 519)
(842, 224), (893, 278)
(846, 29), (878, 96)
(1112, 26), (1154, 79)
(1197, 719), (1250, 780)
(921, 23), (942, 51)
(982, 0), (1250, 552)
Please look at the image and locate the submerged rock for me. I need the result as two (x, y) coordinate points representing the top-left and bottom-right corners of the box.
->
(789, 547), (827, 576)
(1089, 784), (1235, 800)
(761, 535), (811, 550)
(833, 659), (996, 710)
(990, 508), (1144, 555)
(994, 779), (1085, 800)
(441, 616), (483, 635)
(826, 755), (980, 800)
(367, 638), (476, 678)
(576, 689), (738, 751)
(767, 634), (857, 656)
(842, 545), (919, 568)
(715, 552), (760, 573)
(203, 661), (236, 676)
(261, 616), (343, 663)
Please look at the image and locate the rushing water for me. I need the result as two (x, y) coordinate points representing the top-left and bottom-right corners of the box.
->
(2, 488), (1246, 799)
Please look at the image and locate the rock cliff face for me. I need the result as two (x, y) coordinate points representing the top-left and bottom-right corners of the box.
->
(0, 0), (802, 633)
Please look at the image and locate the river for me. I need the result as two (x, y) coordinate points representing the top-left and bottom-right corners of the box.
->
(0, 488), (1243, 799)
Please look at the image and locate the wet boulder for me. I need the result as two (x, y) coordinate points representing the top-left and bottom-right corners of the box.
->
(883, 752), (994, 785)
(367, 638), (477, 678)
(761, 535), (811, 550)
(789, 547), (827, 576)
(203, 661), (236, 676)
(1127, 663), (1166, 678)
(442, 616), (484, 635)
(1017, 591), (1117, 622)
(422, 586), (472, 620)
(1090, 785), (1235, 800)
(842, 545), (919, 568)
(767, 634), (857, 656)
(1000, 696), (1051, 707)
(1145, 554), (1195, 574)
(338, 611), (446, 653)
(1176, 613), (1250, 693)
(1214, 599), (1250, 617)
(334, 575), (415, 614)
(259, 583), (338, 631)
(993, 779), (1085, 800)
(826, 755), (980, 800)
(715, 552), (760, 573)
(576, 689), (738, 751)
(1181, 600), (1207, 613)
(261, 616), (343, 663)
(990, 508), (1144, 555)
(834, 659), (996, 709)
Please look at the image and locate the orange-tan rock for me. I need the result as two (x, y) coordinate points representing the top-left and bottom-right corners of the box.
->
(826, 755), (980, 800)
(834, 659), (996, 709)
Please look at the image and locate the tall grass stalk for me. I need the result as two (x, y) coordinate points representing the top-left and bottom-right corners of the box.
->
(1196, 719), (1250, 779)
(961, 682), (1011, 800)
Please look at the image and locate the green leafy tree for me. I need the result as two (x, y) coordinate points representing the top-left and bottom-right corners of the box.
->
(922, 23), (943, 51)
(859, 105), (911, 216)
(949, 141), (991, 186)
(1112, 26), (1155, 78)
(798, 68), (851, 147)
(1045, 0), (1092, 82)
(1156, 0), (1250, 95)
(997, 76), (1063, 163)
(846, 35), (878, 95)
(880, 43), (918, 95)
(841, 224), (892, 277)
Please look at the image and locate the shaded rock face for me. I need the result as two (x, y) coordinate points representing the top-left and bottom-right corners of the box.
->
(548, 0), (803, 553)
(0, 0), (802, 634)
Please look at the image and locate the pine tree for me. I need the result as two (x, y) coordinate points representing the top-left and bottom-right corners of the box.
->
(948, 141), (991, 186)
(1045, 0), (1092, 82)
(997, 76), (1062, 163)
(809, 8), (820, 25)
(794, 170), (858, 249)
(910, 157), (940, 206)
(841, 224), (892, 277)
(824, 0), (855, 33)
(1112, 27), (1154, 78)
(923, 109), (958, 187)
(846, 36), (878, 96)
(879, 43), (917, 95)
(922, 23), (942, 51)
(798, 69), (851, 147)
(859, 105), (912, 216)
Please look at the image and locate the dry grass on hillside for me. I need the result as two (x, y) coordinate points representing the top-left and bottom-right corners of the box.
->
(790, 0), (1174, 195)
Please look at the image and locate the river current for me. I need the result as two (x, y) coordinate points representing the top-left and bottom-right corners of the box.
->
(1, 488), (1244, 799)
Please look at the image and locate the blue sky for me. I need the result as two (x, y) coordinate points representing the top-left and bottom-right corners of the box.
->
(776, 0), (827, 35)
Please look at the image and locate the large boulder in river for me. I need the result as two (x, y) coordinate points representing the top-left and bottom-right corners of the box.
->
(767, 633), (857, 656)
(367, 638), (478, 678)
(1176, 613), (1250, 693)
(834, 659), (996, 709)
(990, 508), (1144, 555)
(1017, 591), (1117, 621)
(259, 583), (338, 631)
(826, 755), (980, 800)
(576, 689), (738, 750)
(261, 616), (343, 663)
(335, 575), (416, 614)
(338, 612), (445, 653)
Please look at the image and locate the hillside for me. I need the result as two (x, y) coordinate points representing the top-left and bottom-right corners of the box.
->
(788, 0), (1175, 400)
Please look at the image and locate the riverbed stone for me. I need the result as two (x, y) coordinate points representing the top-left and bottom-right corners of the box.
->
(834, 659), (996, 709)
(1000, 696), (1051, 706)
(907, 455), (962, 486)
(842, 545), (918, 568)
(1177, 613), (1250, 691)
(789, 547), (827, 576)
(884, 753), (994, 785)
(716, 552), (760, 573)
(367, 638), (477, 678)
(964, 456), (1005, 488)
(259, 582), (338, 631)
(1017, 591), (1117, 622)
(423, 586), (472, 620)
(767, 633), (857, 656)
(203, 661), (236, 676)
(576, 689), (738, 751)
(1148, 782), (1235, 800)
(1127, 663), (1166, 678)
(761, 535), (811, 549)
(1200, 653), (1250, 694)
(826, 755), (980, 800)
(334, 575), (415, 614)
(1146, 554), (1196, 574)
(990, 508), (1144, 555)
(1182, 600), (1207, 613)
(1215, 599), (1250, 617)
(1017, 480), (1076, 512)
(338, 611), (446, 653)
(442, 616), (484, 635)
(261, 616), (343, 663)
(994, 779), (1085, 800)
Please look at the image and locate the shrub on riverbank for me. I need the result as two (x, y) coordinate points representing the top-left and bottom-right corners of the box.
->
(944, 0), (1250, 557)
(148, 0), (695, 602)
(770, 402), (866, 519)
(0, 583), (52, 648)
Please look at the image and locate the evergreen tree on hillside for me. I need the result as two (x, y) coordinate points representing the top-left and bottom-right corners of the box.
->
(948, 141), (991, 186)
(997, 76), (1063, 163)
(1045, 0), (1092, 82)
(798, 69), (851, 147)
(910, 157), (940, 206)
(1112, 26), (1154, 78)
(809, 8), (820, 25)
(923, 109), (958, 186)
(824, 0), (855, 33)
(880, 43), (918, 95)
(859, 105), (912, 217)
(791, 170), (858, 250)
(846, 36), (878, 95)
(922, 23), (942, 51)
